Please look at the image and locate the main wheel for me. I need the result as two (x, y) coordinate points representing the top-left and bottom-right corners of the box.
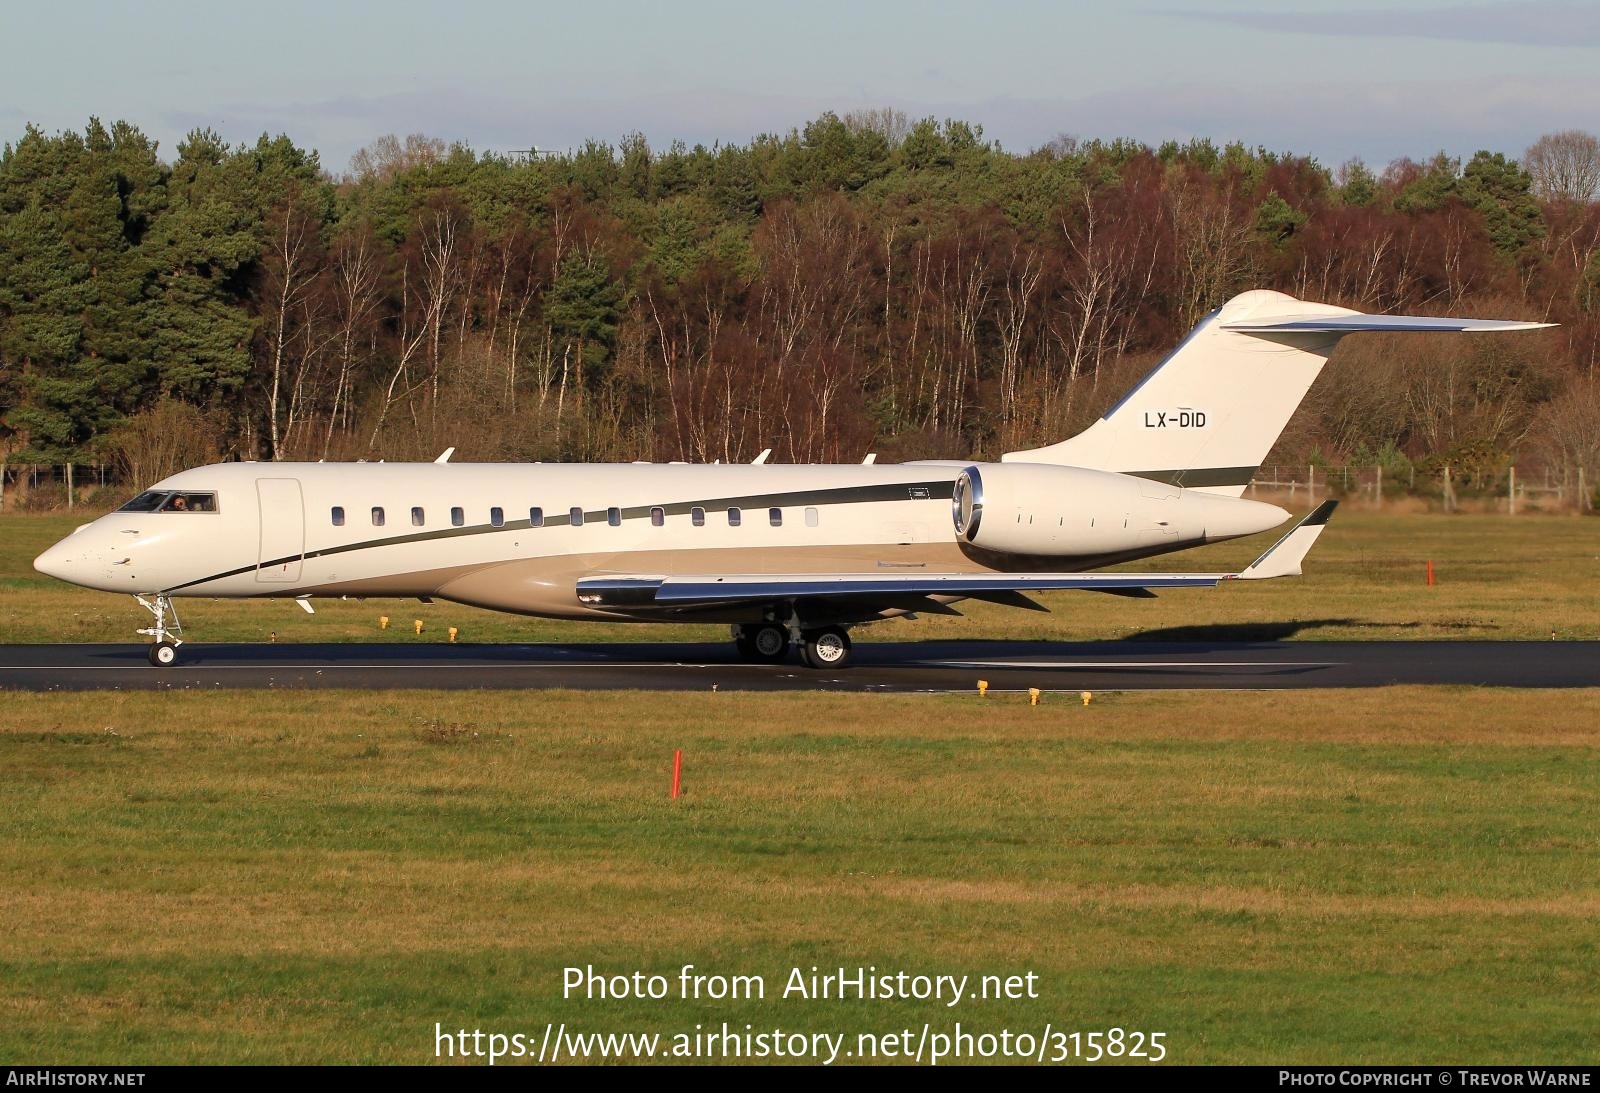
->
(800, 627), (852, 670)
(148, 640), (179, 667)
(736, 623), (789, 663)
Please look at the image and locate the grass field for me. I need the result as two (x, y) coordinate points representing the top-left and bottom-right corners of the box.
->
(2, 687), (1598, 1065)
(2, 509), (1597, 645)
(3, 509), (1597, 1065)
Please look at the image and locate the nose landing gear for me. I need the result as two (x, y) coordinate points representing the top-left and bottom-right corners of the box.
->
(135, 593), (183, 667)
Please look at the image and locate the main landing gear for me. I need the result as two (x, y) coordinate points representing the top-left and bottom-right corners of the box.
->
(135, 593), (183, 667)
(734, 623), (789, 663)
(733, 623), (854, 670)
(799, 626), (852, 670)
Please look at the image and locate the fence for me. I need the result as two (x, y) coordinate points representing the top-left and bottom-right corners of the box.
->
(1249, 464), (1591, 512)
(0, 462), (116, 512)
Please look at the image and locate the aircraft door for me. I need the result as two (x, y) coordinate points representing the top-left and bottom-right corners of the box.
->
(256, 478), (305, 582)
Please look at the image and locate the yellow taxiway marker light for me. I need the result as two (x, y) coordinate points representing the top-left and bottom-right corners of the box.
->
(977, 679), (989, 697)
(1029, 687), (1041, 707)
(413, 619), (424, 635)
(379, 616), (389, 630)
(448, 626), (459, 643)
(1081, 691), (1093, 707)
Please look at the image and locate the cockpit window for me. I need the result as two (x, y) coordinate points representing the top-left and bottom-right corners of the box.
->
(118, 491), (170, 513)
(117, 490), (219, 513)
(159, 492), (218, 513)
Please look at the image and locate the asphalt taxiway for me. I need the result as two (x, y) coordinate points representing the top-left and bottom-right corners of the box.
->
(0, 640), (1593, 692)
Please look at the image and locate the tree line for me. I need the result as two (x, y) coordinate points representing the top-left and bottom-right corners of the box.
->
(2, 113), (1598, 499)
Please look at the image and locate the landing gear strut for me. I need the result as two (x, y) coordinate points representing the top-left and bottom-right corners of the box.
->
(733, 623), (789, 663)
(135, 593), (183, 667)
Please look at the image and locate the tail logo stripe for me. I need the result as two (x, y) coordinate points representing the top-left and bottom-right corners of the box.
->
(1124, 467), (1257, 489)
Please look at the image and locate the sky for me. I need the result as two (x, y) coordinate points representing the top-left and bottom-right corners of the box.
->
(4, 0), (1597, 172)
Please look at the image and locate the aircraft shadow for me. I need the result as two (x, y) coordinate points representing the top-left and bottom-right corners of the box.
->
(1120, 618), (1498, 643)
(1119, 618), (1365, 642)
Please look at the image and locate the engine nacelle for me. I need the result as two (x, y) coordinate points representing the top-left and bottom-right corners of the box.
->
(952, 463), (1288, 558)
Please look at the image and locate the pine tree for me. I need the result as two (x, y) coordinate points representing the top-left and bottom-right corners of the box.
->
(0, 120), (163, 458)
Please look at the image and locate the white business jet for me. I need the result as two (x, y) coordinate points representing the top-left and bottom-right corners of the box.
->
(33, 290), (1548, 668)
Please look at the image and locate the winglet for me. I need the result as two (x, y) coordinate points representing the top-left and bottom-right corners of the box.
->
(1236, 500), (1337, 580)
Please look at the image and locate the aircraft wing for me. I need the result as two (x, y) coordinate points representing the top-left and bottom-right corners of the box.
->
(578, 502), (1336, 610)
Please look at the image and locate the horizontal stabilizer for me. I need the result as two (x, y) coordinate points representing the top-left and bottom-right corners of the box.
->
(1222, 315), (1553, 334)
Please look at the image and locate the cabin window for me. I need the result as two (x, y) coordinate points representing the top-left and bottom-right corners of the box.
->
(804, 507), (820, 527)
(371, 507), (385, 527)
(691, 507), (705, 527)
(607, 506), (622, 527)
(490, 506), (504, 528)
(529, 507), (544, 527)
(411, 507), (425, 527)
(570, 507), (584, 527)
(727, 507), (742, 527)
(158, 492), (218, 513)
(650, 506), (665, 527)
(451, 507), (465, 527)
(331, 506), (345, 527)
(769, 507), (782, 527)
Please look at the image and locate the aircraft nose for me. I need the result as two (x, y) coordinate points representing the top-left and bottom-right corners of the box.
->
(33, 541), (75, 581)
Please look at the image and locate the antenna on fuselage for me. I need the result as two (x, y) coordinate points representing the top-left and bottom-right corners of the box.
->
(862, 453), (877, 465)
(751, 448), (772, 465)
(434, 448), (455, 464)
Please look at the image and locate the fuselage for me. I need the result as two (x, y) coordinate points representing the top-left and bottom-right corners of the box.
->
(32, 460), (1288, 624)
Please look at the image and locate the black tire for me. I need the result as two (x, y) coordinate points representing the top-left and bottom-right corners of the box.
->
(737, 623), (789, 663)
(800, 627), (852, 670)
(751, 623), (788, 662)
(148, 641), (179, 668)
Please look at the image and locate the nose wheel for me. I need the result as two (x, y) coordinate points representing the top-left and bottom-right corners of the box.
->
(134, 594), (184, 668)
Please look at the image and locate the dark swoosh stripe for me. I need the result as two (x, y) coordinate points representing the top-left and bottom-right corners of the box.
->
(1123, 467), (1257, 488)
(165, 478), (957, 593)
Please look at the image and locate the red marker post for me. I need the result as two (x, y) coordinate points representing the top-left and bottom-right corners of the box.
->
(671, 749), (683, 800)
(1426, 559), (1435, 587)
